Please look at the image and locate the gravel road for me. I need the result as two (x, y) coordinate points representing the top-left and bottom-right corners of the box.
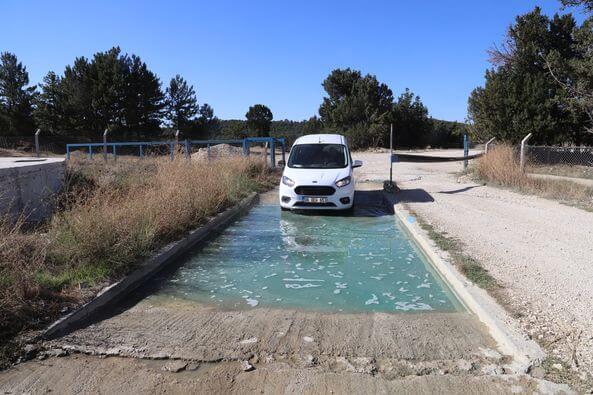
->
(355, 150), (593, 388)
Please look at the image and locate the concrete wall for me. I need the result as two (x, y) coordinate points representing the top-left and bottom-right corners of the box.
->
(0, 157), (66, 223)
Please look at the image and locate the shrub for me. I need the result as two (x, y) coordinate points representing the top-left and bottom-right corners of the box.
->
(475, 144), (593, 211)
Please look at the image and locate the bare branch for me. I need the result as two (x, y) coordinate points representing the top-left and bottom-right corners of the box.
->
(487, 39), (517, 67)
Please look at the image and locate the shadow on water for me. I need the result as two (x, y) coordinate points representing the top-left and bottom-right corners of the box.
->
(291, 190), (395, 217)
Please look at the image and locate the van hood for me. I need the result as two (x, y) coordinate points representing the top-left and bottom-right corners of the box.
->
(282, 167), (351, 186)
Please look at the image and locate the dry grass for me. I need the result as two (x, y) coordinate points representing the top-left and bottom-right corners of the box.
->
(529, 164), (593, 180)
(475, 145), (593, 211)
(0, 156), (275, 366)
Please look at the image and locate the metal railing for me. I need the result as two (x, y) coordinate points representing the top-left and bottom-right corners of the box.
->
(65, 137), (287, 167)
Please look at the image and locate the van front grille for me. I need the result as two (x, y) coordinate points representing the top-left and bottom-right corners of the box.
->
(294, 186), (335, 196)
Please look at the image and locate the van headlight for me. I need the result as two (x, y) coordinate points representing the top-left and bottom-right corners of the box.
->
(282, 176), (295, 187)
(335, 176), (351, 188)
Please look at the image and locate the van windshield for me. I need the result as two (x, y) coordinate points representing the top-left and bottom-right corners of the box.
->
(288, 144), (348, 169)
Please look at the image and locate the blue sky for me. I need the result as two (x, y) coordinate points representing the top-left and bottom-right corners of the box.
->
(0, 0), (583, 122)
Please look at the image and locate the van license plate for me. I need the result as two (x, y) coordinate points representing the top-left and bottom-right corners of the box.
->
(303, 197), (327, 203)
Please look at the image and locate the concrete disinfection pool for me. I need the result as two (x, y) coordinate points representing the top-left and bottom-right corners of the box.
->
(151, 195), (464, 313)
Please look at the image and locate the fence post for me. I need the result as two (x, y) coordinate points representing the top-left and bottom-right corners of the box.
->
(207, 143), (211, 161)
(269, 139), (275, 167)
(89, 145), (93, 160)
(34, 128), (41, 157)
(463, 134), (469, 172)
(139, 144), (144, 159)
(242, 139), (249, 156)
(520, 133), (533, 172)
(281, 139), (286, 166)
(113, 144), (117, 161)
(170, 142), (174, 161)
(185, 139), (190, 160)
(66, 145), (71, 161)
(485, 137), (496, 154)
(103, 129), (109, 162)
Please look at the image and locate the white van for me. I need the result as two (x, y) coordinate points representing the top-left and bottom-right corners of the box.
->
(279, 134), (362, 211)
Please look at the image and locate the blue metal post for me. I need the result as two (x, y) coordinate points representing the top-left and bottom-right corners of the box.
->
(185, 139), (190, 160)
(463, 134), (469, 171)
(113, 144), (117, 161)
(270, 139), (276, 167)
(207, 144), (211, 161)
(170, 142), (174, 161)
(66, 145), (70, 161)
(281, 140), (286, 165)
(88, 145), (93, 160)
(139, 144), (144, 159)
(242, 139), (248, 156)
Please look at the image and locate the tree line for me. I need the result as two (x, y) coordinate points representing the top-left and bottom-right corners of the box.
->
(218, 69), (465, 149)
(469, 0), (593, 146)
(0, 47), (275, 142)
(1, 46), (464, 149)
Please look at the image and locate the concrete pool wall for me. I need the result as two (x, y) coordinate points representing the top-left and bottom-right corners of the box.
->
(0, 157), (65, 222)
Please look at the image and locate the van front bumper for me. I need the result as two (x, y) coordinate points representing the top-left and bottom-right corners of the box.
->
(279, 183), (354, 210)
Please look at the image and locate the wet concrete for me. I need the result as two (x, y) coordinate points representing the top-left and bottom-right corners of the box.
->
(0, 355), (571, 395)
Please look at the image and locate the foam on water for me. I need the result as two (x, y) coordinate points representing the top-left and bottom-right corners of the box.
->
(152, 204), (463, 313)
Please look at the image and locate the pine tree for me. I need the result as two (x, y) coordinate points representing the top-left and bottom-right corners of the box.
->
(34, 72), (66, 134)
(0, 52), (36, 135)
(468, 8), (581, 144)
(122, 55), (164, 138)
(246, 104), (273, 137)
(165, 75), (198, 131)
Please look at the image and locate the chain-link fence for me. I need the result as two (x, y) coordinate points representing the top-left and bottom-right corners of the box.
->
(525, 145), (593, 181)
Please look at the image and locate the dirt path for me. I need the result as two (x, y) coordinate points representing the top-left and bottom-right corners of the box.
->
(355, 151), (593, 389)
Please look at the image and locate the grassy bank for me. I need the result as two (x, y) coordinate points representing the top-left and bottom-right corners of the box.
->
(475, 145), (593, 212)
(0, 156), (275, 366)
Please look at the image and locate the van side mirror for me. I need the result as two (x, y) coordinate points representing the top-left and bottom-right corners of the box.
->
(278, 160), (286, 167)
(352, 159), (363, 168)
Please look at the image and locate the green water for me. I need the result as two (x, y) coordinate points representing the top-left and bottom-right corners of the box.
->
(151, 204), (464, 313)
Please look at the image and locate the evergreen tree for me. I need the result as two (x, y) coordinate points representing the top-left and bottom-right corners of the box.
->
(165, 75), (198, 132)
(468, 8), (582, 144)
(34, 72), (66, 134)
(319, 68), (393, 148)
(36, 48), (165, 139)
(302, 115), (323, 135)
(246, 104), (273, 137)
(392, 89), (432, 148)
(60, 56), (95, 135)
(0, 52), (36, 135)
(121, 55), (164, 137)
(561, 0), (593, 12)
(188, 103), (220, 139)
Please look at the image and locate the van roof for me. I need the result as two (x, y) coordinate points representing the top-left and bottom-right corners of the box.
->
(293, 134), (346, 145)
